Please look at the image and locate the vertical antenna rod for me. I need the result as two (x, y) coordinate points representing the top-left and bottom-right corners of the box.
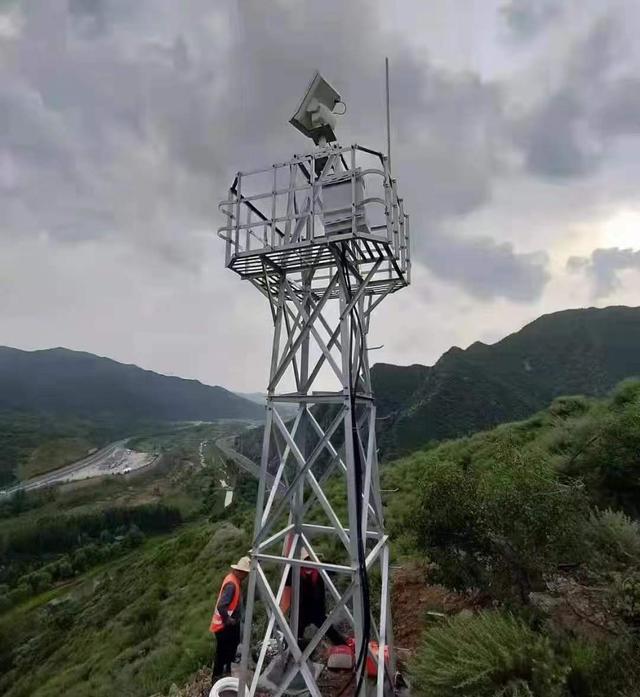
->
(385, 57), (391, 172)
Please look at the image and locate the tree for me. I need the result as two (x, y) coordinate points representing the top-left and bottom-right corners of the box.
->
(416, 442), (584, 601)
(125, 525), (145, 548)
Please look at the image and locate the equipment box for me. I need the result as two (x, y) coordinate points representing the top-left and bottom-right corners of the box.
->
(321, 170), (368, 236)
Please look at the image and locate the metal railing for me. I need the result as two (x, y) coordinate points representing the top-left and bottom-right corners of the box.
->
(218, 143), (410, 288)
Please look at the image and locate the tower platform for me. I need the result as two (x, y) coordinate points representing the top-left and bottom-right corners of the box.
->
(218, 143), (410, 298)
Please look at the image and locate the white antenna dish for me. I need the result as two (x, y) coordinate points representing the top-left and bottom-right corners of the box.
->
(289, 71), (342, 144)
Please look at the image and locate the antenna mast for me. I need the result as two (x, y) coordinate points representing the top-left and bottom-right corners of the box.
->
(386, 57), (391, 172)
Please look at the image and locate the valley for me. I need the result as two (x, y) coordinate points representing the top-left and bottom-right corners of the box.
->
(1, 306), (640, 697)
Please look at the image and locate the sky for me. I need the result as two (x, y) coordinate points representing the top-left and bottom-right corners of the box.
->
(1, 0), (640, 392)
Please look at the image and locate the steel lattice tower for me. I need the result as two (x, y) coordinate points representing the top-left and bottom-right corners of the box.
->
(219, 123), (410, 697)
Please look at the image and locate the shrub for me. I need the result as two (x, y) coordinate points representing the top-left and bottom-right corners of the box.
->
(44, 597), (79, 631)
(8, 584), (30, 605)
(564, 637), (640, 697)
(72, 549), (89, 572)
(201, 522), (246, 562)
(125, 524), (145, 548)
(416, 444), (584, 601)
(126, 597), (161, 645)
(56, 559), (74, 580)
(583, 508), (640, 569)
(26, 570), (52, 594)
(410, 611), (567, 697)
(611, 379), (640, 408)
(548, 395), (591, 419)
(561, 381), (640, 515)
(0, 624), (13, 673)
(611, 571), (640, 627)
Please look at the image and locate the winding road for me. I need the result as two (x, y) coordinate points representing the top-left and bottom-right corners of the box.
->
(3, 440), (157, 496)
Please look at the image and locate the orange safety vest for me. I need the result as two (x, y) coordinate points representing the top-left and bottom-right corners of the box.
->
(210, 572), (241, 634)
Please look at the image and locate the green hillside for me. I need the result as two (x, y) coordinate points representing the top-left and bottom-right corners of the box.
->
(0, 422), (259, 697)
(0, 411), (144, 486)
(380, 379), (640, 696)
(373, 305), (640, 457)
(2, 380), (640, 696)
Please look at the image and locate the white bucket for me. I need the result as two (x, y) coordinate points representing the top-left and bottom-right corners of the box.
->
(209, 676), (239, 697)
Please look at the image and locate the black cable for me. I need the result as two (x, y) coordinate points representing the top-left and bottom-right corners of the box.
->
(349, 269), (372, 697)
(332, 242), (372, 697)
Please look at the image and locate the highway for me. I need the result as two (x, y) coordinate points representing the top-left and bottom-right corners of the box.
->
(3, 440), (156, 496)
(214, 435), (285, 494)
(1, 432), (274, 500)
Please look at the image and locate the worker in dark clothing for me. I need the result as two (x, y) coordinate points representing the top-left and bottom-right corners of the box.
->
(209, 556), (251, 682)
(280, 548), (347, 646)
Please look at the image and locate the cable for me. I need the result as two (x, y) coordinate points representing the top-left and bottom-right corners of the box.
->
(332, 242), (371, 697)
(334, 100), (347, 116)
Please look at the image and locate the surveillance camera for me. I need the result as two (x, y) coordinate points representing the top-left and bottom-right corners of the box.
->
(290, 72), (342, 144)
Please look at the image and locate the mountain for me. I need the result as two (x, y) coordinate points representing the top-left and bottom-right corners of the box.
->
(372, 305), (640, 457)
(0, 347), (265, 484)
(0, 346), (264, 423)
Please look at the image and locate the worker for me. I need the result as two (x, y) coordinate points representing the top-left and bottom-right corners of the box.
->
(210, 556), (251, 682)
(281, 548), (347, 646)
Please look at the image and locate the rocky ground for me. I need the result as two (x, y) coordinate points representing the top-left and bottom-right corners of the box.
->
(390, 561), (483, 654)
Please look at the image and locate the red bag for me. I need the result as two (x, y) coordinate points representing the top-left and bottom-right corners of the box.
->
(327, 645), (354, 670)
(366, 641), (389, 678)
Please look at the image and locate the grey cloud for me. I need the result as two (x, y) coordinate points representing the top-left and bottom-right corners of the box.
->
(11, 0), (638, 315)
(501, 0), (562, 41)
(512, 92), (601, 178)
(398, 71), (505, 219)
(1, 81), (75, 171)
(68, 0), (107, 36)
(568, 247), (640, 297)
(222, 0), (507, 229)
(1, 0), (232, 264)
(510, 13), (640, 179)
(2, 0), (535, 302)
(595, 78), (640, 137)
(423, 234), (550, 302)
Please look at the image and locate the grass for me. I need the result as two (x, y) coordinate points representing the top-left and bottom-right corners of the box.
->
(0, 520), (250, 697)
(18, 437), (95, 480)
(129, 421), (249, 458)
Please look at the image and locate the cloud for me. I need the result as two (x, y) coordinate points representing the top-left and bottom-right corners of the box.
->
(501, 0), (562, 42)
(422, 233), (550, 302)
(568, 247), (640, 297)
(397, 70), (506, 220)
(594, 77), (640, 138)
(509, 12), (640, 179)
(0, 0), (526, 295)
(512, 92), (602, 178)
